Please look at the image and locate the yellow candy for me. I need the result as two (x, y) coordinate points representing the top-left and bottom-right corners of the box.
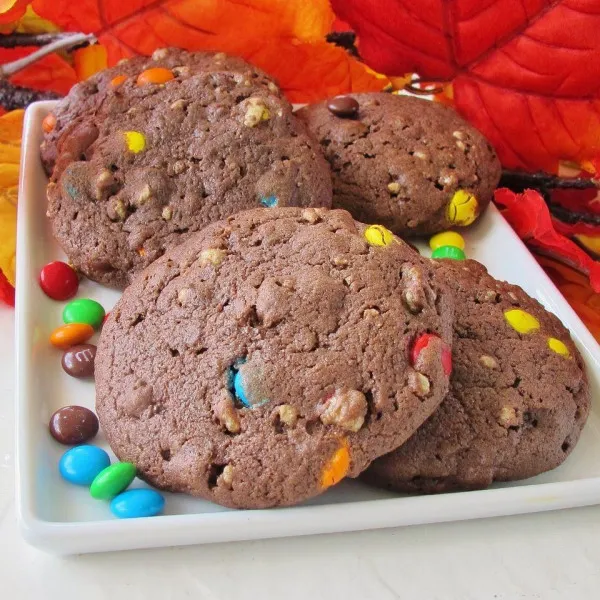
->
(429, 231), (465, 251)
(321, 441), (350, 489)
(548, 337), (570, 357)
(123, 131), (146, 153)
(364, 224), (394, 247)
(504, 309), (540, 334)
(447, 189), (478, 226)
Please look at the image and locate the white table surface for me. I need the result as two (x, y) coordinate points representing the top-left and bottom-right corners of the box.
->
(2, 304), (600, 598)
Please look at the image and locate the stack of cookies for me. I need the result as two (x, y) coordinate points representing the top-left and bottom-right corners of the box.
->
(42, 49), (590, 510)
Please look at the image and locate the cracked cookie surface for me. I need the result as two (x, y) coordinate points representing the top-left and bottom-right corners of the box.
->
(95, 208), (454, 508)
(296, 93), (501, 236)
(363, 259), (590, 493)
(46, 56), (332, 289)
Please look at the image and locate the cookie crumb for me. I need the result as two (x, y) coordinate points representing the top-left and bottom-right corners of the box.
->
(220, 465), (233, 487)
(452, 130), (465, 140)
(499, 406), (521, 428)
(162, 206), (173, 220)
(170, 99), (187, 110)
(199, 248), (226, 267)
(136, 184), (152, 206)
(152, 48), (168, 60)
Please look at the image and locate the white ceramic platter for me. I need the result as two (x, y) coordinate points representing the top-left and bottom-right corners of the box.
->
(15, 101), (600, 554)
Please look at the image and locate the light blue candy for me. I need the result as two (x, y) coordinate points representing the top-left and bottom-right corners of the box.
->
(110, 489), (165, 519)
(260, 195), (278, 208)
(59, 445), (111, 486)
(233, 369), (250, 407)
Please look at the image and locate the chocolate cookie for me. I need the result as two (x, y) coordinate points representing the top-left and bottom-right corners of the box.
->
(41, 48), (280, 176)
(363, 259), (590, 493)
(47, 69), (332, 288)
(296, 93), (501, 236)
(95, 208), (454, 509)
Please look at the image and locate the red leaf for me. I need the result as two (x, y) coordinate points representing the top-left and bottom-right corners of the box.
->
(32, 0), (385, 101)
(0, 268), (14, 307)
(331, 0), (600, 173)
(0, 47), (77, 95)
(495, 187), (600, 292)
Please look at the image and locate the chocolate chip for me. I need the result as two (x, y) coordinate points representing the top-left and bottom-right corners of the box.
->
(61, 343), (96, 378)
(326, 95), (359, 118)
(49, 405), (99, 445)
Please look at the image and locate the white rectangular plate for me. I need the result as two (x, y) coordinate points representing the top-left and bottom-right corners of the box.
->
(16, 101), (600, 555)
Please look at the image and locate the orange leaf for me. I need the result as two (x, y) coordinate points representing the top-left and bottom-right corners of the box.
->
(0, 47), (77, 94)
(537, 254), (600, 342)
(332, 0), (600, 173)
(74, 44), (108, 80)
(32, 0), (385, 101)
(0, 0), (27, 25)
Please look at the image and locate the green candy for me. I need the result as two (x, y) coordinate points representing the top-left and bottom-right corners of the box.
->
(90, 462), (136, 499)
(431, 245), (466, 261)
(63, 298), (105, 329)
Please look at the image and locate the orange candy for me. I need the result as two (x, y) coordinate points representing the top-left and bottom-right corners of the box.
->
(50, 323), (94, 349)
(321, 440), (350, 489)
(110, 74), (127, 87)
(42, 113), (56, 133)
(136, 68), (174, 86)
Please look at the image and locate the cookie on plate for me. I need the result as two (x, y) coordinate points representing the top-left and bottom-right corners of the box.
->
(363, 259), (590, 494)
(296, 93), (501, 236)
(95, 208), (454, 509)
(41, 48), (280, 177)
(47, 69), (332, 288)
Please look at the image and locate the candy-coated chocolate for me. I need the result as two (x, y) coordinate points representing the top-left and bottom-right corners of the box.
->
(364, 224), (394, 247)
(431, 245), (466, 260)
(39, 261), (79, 300)
(321, 441), (350, 488)
(50, 323), (94, 349)
(548, 337), (570, 357)
(447, 189), (478, 226)
(136, 67), (174, 86)
(429, 231), (465, 251)
(411, 333), (452, 376)
(90, 462), (136, 499)
(49, 405), (99, 444)
(110, 74), (127, 87)
(63, 298), (105, 329)
(260, 195), (278, 208)
(59, 445), (110, 485)
(326, 95), (359, 118)
(233, 370), (250, 407)
(123, 130), (146, 153)
(504, 309), (540, 334)
(110, 489), (165, 519)
(61, 344), (97, 378)
(42, 113), (56, 133)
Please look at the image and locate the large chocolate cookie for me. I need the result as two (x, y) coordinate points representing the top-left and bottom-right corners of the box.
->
(41, 48), (280, 176)
(47, 69), (332, 288)
(363, 259), (590, 493)
(95, 208), (454, 509)
(296, 93), (501, 236)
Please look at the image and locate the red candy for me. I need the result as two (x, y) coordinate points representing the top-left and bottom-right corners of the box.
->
(39, 261), (79, 301)
(411, 333), (452, 376)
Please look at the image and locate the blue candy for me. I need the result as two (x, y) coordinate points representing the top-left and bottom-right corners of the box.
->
(110, 489), (165, 519)
(260, 195), (278, 208)
(59, 445), (111, 486)
(233, 369), (250, 407)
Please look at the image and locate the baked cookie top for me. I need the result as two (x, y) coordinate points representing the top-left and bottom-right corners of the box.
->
(364, 259), (590, 493)
(95, 208), (454, 509)
(41, 48), (280, 176)
(47, 69), (332, 288)
(296, 93), (501, 236)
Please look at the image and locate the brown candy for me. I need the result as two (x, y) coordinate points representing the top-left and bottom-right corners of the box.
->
(326, 95), (359, 118)
(49, 405), (99, 445)
(61, 343), (96, 378)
